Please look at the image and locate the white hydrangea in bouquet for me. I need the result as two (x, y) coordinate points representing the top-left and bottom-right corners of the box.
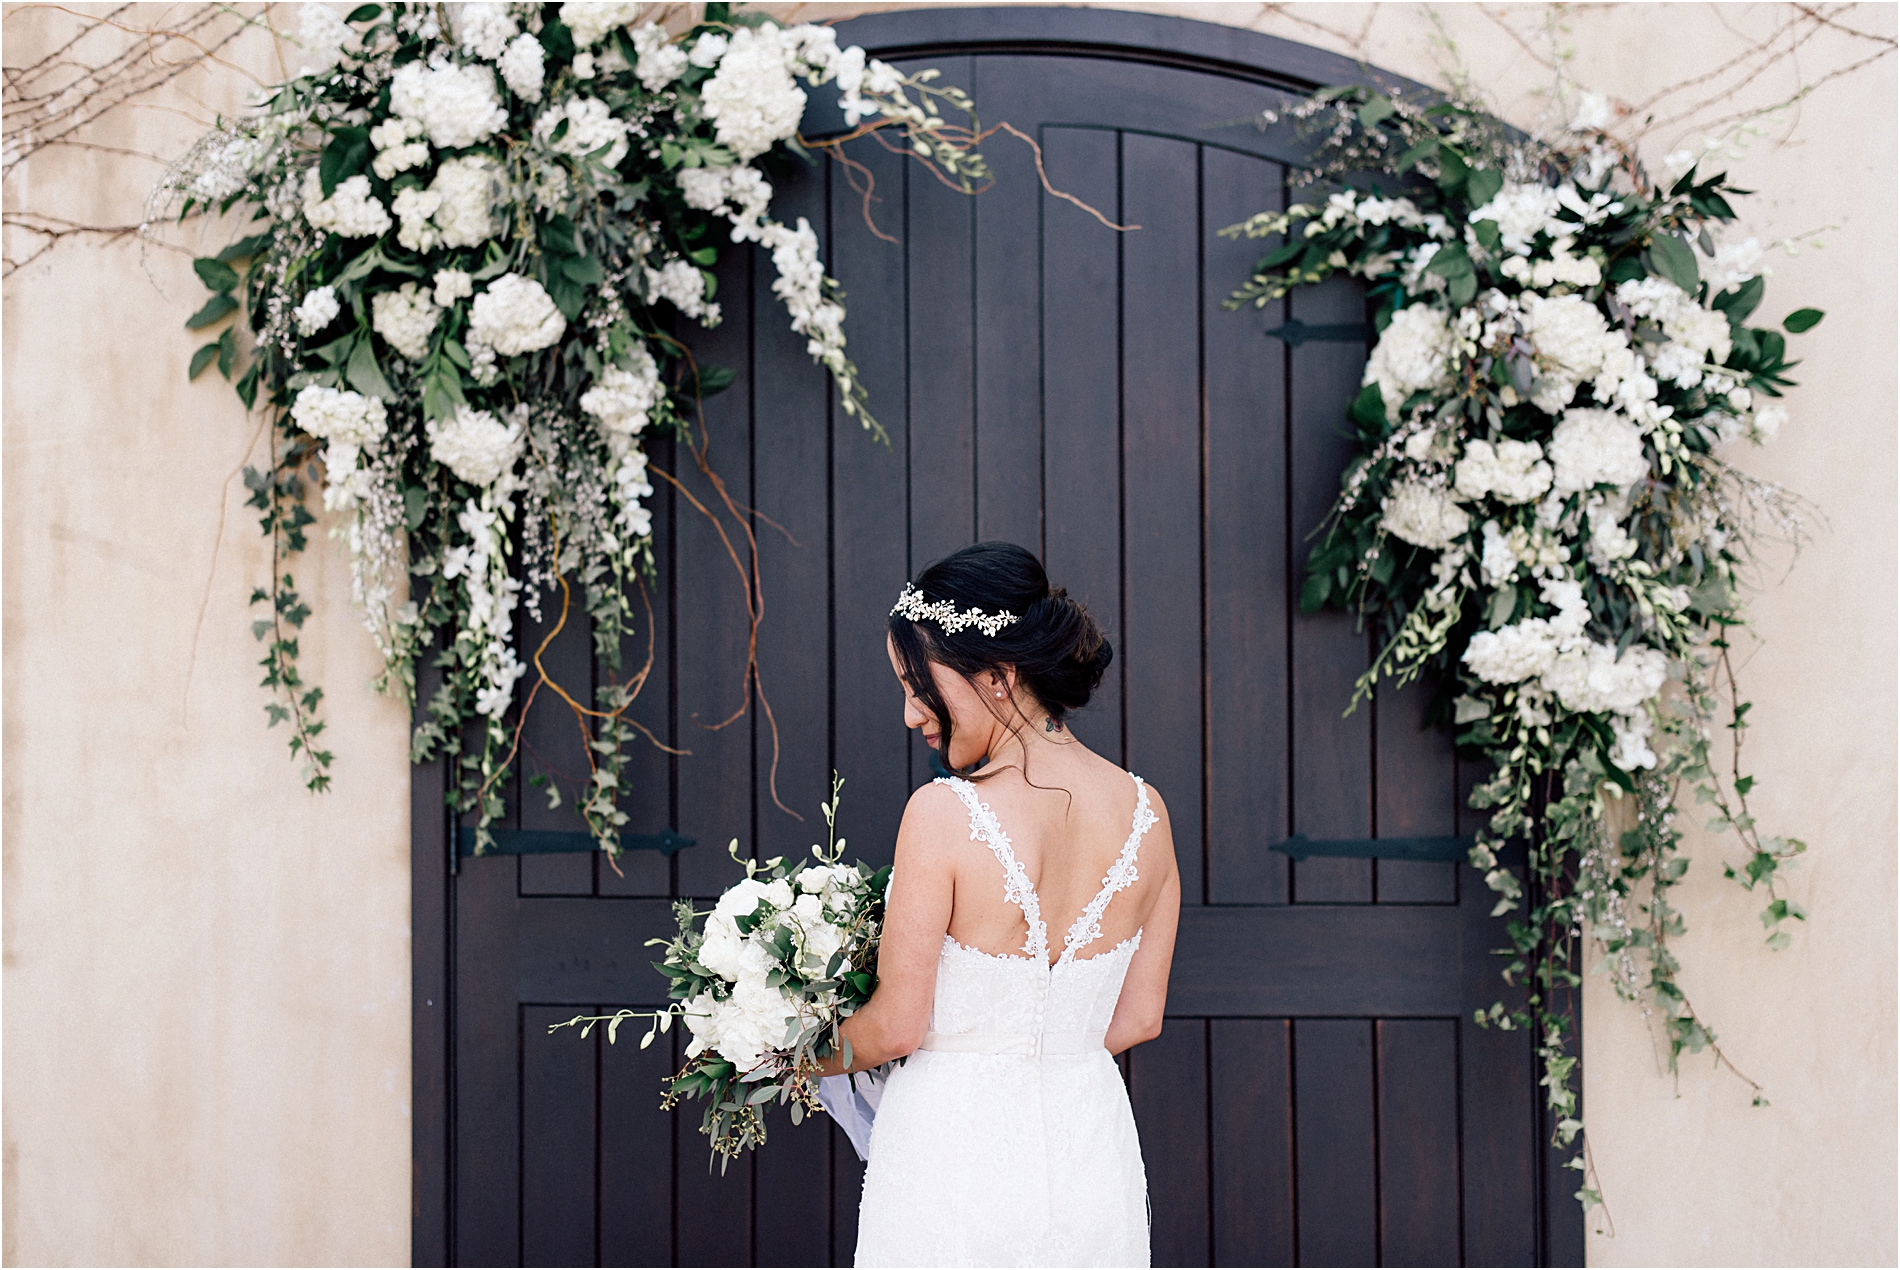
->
(551, 775), (890, 1166)
(151, 3), (987, 845)
(1222, 83), (1824, 1197)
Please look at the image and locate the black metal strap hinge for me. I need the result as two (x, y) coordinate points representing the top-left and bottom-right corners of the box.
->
(456, 827), (696, 859)
(1270, 833), (1474, 863)
(1263, 318), (1370, 347)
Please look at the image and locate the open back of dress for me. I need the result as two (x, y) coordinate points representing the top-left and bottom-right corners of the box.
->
(854, 773), (1155, 1268)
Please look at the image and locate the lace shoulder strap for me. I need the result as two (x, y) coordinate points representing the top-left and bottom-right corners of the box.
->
(933, 776), (1048, 961)
(1059, 773), (1156, 964)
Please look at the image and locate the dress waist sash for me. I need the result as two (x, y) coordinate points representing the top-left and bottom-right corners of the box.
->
(919, 1029), (1107, 1056)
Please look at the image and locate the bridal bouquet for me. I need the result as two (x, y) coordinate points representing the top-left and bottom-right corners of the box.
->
(552, 775), (889, 1165)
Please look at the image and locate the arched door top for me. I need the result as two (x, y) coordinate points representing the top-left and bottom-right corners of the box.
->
(831, 5), (1429, 96)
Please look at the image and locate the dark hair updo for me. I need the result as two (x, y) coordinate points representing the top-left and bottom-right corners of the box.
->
(888, 541), (1113, 767)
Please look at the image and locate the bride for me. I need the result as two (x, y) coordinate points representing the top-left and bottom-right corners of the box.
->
(820, 541), (1181, 1268)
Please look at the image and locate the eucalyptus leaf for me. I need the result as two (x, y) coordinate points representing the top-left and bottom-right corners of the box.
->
(1782, 307), (1824, 333)
(1644, 233), (1700, 295)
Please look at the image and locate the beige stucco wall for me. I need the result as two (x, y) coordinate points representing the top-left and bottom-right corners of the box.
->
(2, 6), (413, 1264)
(3, 3), (1892, 1266)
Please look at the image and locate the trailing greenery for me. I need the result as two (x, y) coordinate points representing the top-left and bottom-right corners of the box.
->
(152, 2), (986, 845)
(1226, 82), (1817, 1206)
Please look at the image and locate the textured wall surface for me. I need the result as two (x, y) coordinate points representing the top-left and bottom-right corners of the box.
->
(3, 3), (1892, 1266)
(1, 6), (412, 1264)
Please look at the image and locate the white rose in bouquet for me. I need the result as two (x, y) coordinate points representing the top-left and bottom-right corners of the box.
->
(550, 775), (890, 1168)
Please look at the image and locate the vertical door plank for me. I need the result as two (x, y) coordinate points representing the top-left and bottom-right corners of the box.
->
(598, 1006), (675, 1267)
(1039, 124), (1124, 764)
(827, 139), (915, 867)
(1459, 859), (1538, 1266)
(413, 650), (450, 1267)
(1202, 145), (1291, 908)
(674, 1095), (753, 1266)
(1376, 1018), (1461, 1266)
(1131, 1022), (1211, 1267)
(675, 247), (759, 899)
(751, 150), (833, 869)
(1375, 677), (1457, 904)
(904, 57), (977, 572)
(1288, 271), (1373, 904)
(454, 854), (521, 1265)
(969, 60), (1046, 551)
(831, 1121), (866, 1267)
(1119, 130), (1205, 906)
(518, 581), (598, 896)
(521, 1005), (598, 1267)
(1210, 1019), (1294, 1267)
(1293, 1018), (1377, 1267)
(601, 429), (678, 900)
(754, 1114), (832, 1267)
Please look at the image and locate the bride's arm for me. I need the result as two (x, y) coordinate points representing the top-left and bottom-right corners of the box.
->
(1105, 791), (1180, 1056)
(815, 784), (961, 1076)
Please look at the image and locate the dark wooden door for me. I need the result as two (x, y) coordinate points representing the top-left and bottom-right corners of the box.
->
(412, 9), (1583, 1267)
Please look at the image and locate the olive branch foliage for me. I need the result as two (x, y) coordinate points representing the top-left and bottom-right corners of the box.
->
(1226, 83), (1819, 1209)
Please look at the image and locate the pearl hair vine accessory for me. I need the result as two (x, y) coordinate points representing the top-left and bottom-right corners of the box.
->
(890, 583), (1019, 638)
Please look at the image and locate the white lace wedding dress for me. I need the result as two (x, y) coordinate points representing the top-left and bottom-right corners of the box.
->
(854, 772), (1157, 1268)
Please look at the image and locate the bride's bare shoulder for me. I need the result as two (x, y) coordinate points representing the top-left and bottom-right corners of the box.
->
(895, 779), (972, 852)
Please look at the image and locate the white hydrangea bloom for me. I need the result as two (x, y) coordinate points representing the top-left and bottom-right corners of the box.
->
(1709, 237), (1766, 292)
(499, 32), (546, 102)
(302, 170), (391, 238)
(1615, 276), (1732, 387)
(433, 268), (473, 307)
(371, 282), (440, 360)
(1609, 709), (1658, 770)
(369, 114), (429, 180)
(1542, 641), (1668, 715)
(428, 155), (499, 249)
(646, 257), (720, 325)
(454, 3), (518, 60)
(1464, 619), (1560, 684)
(534, 96), (629, 167)
(1498, 239), (1601, 289)
(1749, 403), (1786, 444)
(630, 22), (688, 91)
(291, 384), (388, 447)
(1522, 293), (1620, 414)
(1380, 481), (1471, 551)
(580, 350), (665, 436)
(389, 61), (508, 150)
(689, 32), (729, 67)
(186, 129), (269, 201)
(699, 23), (806, 161)
(1469, 182), (1565, 255)
(1548, 408), (1649, 495)
(1479, 520), (1518, 587)
(1583, 490), (1640, 567)
(1363, 304), (1455, 421)
(469, 273), (567, 356)
(391, 186), (444, 252)
(428, 404), (524, 486)
(1455, 438), (1553, 505)
(293, 285), (341, 336)
(679, 163), (774, 242)
(297, 4), (353, 77)
(562, 2), (641, 49)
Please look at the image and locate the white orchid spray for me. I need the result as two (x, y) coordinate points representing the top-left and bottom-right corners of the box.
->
(1225, 83), (1824, 1207)
(154, 3), (989, 846)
